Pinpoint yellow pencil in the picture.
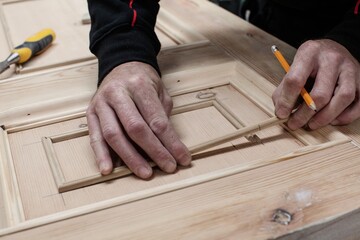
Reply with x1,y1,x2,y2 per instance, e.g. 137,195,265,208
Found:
271,45,317,111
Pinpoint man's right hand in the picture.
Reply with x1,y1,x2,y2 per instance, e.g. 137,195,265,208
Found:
86,61,192,179
272,39,360,130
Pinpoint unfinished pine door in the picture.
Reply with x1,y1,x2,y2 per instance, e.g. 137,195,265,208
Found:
1,0,360,239
0,39,355,238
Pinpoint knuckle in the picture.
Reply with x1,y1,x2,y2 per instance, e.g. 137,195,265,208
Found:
345,61,360,74
126,119,147,137
338,88,356,103
299,40,319,52
102,126,120,142
89,135,101,147
283,75,303,90
94,103,105,114
86,104,98,117
129,75,151,89
326,50,343,63
98,84,113,96
311,92,331,108
149,117,169,135
102,87,122,102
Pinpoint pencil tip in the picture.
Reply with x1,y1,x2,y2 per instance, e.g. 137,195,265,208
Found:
309,103,317,112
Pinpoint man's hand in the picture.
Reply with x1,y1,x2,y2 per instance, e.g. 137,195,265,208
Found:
272,39,360,130
86,61,191,179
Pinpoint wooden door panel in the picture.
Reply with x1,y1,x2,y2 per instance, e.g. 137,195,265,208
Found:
0,39,352,238
3,58,349,221
43,100,240,192
40,91,294,194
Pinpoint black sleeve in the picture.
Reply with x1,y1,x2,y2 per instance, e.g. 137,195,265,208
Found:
325,5,360,61
87,0,161,84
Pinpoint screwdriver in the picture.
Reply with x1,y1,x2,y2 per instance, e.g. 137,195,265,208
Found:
0,28,56,74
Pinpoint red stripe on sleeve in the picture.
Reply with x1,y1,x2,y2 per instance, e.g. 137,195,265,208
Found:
355,0,360,14
131,9,137,27
129,0,137,26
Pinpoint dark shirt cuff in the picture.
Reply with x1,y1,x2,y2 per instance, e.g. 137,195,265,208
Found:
325,12,360,61
91,27,161,85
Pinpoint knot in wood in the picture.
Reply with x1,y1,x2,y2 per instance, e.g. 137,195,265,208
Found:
272,209,292,225
196,90,216,99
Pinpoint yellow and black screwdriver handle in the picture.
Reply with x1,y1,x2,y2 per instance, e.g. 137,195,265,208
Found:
0,28,56,74
0,28,56,73
12,28,56,64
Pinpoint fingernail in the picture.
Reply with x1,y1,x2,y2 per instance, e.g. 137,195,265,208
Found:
138,166,152,178
164,160,177,173
276,107,290,119
331,119,340,125
100,161,112,175
309,117,325,130
286,118,298,131
179,153,192,166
